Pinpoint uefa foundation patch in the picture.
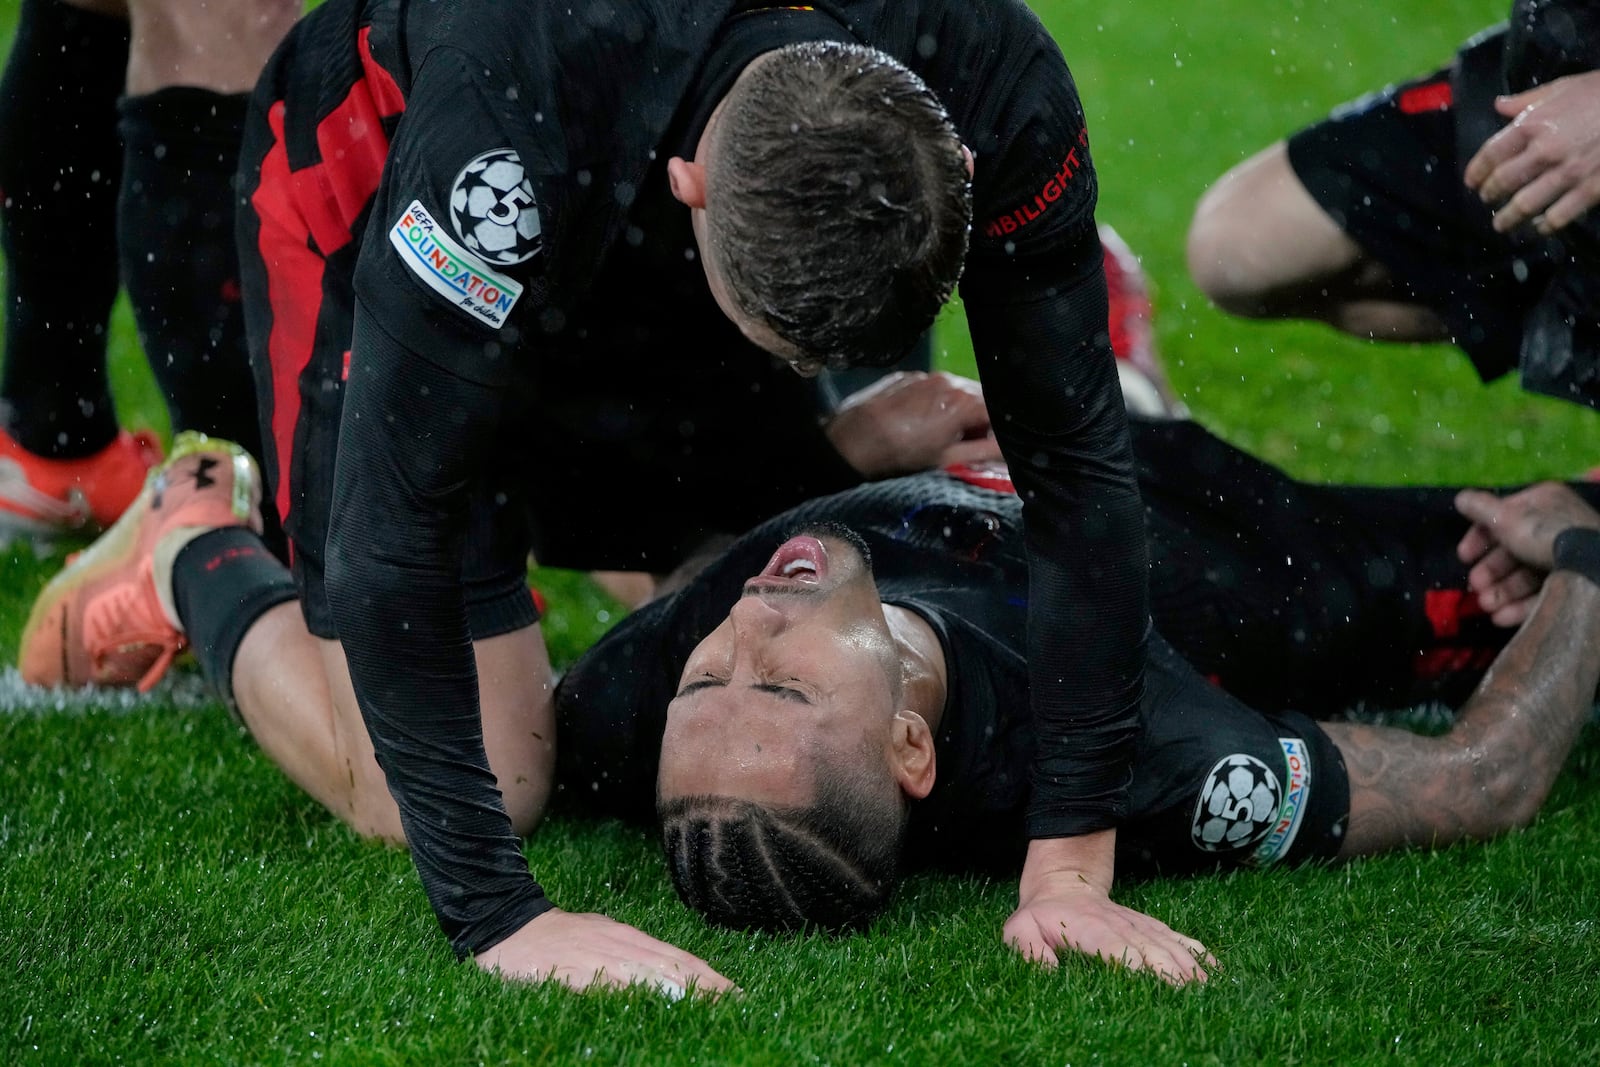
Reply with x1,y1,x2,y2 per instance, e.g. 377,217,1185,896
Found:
1191,753,1282,853
389,200,524,329
1253,737,1312,865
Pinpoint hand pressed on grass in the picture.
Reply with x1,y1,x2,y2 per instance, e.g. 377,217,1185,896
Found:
1004,832,1214,986
473,908,736,997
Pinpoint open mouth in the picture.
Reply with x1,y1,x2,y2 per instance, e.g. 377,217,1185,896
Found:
746,535,829,590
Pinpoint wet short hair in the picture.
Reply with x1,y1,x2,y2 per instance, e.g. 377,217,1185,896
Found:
704,41,972,369
658,763,908,932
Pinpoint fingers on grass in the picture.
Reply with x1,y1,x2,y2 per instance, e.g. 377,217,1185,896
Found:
1005,928,1060,969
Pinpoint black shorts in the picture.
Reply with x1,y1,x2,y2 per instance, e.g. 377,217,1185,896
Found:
1285,25,1568,381
1118,634,1350,876
1132,417,1523,716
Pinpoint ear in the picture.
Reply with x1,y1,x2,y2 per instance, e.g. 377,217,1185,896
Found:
960,143,975,179
888,710,937,800
667,156,708,209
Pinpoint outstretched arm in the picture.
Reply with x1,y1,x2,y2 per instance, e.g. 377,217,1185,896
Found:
1326,484,1600,856
328,306,731,995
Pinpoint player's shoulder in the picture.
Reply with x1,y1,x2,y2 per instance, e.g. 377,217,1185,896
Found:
839,0,1066,94
412,0,718,71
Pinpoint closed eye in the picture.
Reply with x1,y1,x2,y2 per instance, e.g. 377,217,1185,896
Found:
675,677,725,699
674,677,813,705
754,683,812,705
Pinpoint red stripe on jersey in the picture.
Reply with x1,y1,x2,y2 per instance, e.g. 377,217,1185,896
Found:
1412,645,1497,682
250,44,408,531
295,28,407,256
1422,587,1484,639
252,101,326,539
358,27,406,117
944,461,1016,495
1398,81,1452,115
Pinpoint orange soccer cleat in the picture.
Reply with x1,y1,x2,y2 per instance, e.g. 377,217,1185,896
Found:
1099,223,1187,418
0,426,163,535
18,433,261,692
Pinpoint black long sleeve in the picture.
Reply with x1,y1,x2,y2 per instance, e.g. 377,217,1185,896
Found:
962,224,1149,840
325,305,552,956
1505,0,1600,89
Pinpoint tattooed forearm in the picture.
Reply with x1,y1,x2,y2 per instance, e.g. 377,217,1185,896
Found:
1326,573,1600,857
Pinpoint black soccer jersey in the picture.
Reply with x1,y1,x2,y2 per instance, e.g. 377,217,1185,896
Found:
1505,0,1600,90
554,465,1353,878
262,0,1145,954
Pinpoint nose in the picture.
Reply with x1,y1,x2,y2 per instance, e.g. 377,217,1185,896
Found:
728,595,787,642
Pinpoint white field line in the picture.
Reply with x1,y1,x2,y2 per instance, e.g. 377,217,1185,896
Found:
0,666,218,716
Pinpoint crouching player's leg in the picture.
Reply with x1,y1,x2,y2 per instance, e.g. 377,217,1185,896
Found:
1325,483,1600,855
1186,27,1552,374
17,434,556,843
117,0,303,458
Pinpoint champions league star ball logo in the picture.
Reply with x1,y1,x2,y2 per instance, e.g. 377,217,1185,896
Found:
1191,753,1282,852
450,148,543,267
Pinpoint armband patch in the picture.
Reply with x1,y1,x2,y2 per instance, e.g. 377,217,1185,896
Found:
1191,753,1281,853
1252,737,1312,866
450,148,542,266
388,200,523,330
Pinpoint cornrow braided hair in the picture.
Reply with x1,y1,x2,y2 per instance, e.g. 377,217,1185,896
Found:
658,774,908,932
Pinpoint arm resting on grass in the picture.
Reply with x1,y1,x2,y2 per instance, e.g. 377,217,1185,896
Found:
965,231,1210,983
327,306,552,956
1328,485,1600,856
327,307,733,994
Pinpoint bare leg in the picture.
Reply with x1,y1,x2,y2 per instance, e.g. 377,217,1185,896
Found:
231,604,556,844
1327,572,1600,856
1186,141,1450,342
124,0,299,94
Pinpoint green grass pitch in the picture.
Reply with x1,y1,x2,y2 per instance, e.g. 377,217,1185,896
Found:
3,1,1599,1063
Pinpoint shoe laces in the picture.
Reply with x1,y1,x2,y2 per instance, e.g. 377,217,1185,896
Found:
82,574,186,692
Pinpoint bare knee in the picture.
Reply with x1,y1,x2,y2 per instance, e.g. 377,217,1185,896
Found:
1187,177,1269,314
501,743,556,838
1187,141,1368,317
476,626,558,838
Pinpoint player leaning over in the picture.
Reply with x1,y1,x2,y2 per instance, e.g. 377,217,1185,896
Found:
23,0,1185,989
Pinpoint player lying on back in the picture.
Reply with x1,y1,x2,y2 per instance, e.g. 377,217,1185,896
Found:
551,417,1600,959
